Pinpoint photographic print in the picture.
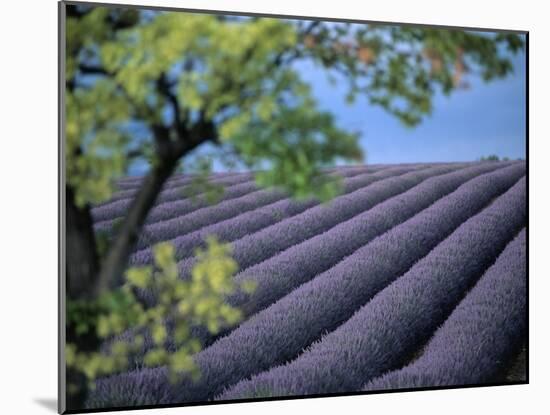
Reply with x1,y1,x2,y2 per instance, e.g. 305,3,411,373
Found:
60,1,528,413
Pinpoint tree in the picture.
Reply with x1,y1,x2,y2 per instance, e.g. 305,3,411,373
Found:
63,3,523,410
480,154,501,161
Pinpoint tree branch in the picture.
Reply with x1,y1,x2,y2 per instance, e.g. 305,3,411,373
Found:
95,122,211,292
273,20,321,67
66,5,93,19
157,73,185,136
78,64,109,76
78,17,321,296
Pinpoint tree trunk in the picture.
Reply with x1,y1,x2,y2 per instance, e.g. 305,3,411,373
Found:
65,185,101,411
64,125,209,410
95,120,212,292
66,186,99,300
95,158,180,292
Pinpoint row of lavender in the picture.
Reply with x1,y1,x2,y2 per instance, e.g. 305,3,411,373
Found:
131,164,436,264
122,162,504,357
92,166,388,232
93,163,458,232
102,163,474,358
112,165,372,191
94,164,391,221
363,228,526,391
220,176,526,400
86,162,526,409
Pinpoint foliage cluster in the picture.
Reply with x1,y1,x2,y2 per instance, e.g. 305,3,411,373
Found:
67,237,255,388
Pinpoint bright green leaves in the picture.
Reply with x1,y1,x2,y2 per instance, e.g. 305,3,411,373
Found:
219,113,252,142
66,7,523,207
66,79,131,207
188,237,243,333
66,7,109,77
151,324,167,345
174,16,298,120
302,23,523,127
66,342,131,384
100,13,215,103
209,50,364,201
257,95,278,122
66,288,146,383
214,61,363,201
66,237,254,386
228,90,363,201
178,72,204,111
100,42,128,74
67,9,311,207
93,11,296,121
181,156,225,205
132,237,251,380
125,267,152,289
153,242,178,279
185,176,224,206
192,236,238,292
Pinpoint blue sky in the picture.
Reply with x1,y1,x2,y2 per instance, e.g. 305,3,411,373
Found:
301,46,526,164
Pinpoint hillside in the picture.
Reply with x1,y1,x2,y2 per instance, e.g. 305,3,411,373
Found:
85,162,527,409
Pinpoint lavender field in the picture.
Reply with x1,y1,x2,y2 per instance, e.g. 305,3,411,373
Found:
86,161,527,409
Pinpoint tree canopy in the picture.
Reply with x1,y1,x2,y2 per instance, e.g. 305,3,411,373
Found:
66,5,523,207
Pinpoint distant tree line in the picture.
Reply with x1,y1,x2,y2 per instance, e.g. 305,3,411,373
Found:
479,155,524,162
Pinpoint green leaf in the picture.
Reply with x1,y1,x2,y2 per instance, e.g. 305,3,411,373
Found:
126,267,152,289
152,325,167,345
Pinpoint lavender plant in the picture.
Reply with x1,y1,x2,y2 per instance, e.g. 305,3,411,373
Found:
364,228,527,391
219,176,525,400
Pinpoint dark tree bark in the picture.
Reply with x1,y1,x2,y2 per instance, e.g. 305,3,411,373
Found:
64,13,223,409
63,20,302,405
96,155,180,292
65,158,182,411
65,186,101,411
95,116,215,292
63,7,217,411
66,186,100,300
65,114,215,409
